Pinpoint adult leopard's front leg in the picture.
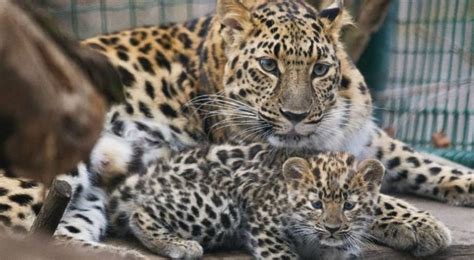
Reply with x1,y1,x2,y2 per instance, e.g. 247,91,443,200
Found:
49,165,145,259
371,194,451,256
53,119,172,257
370,128,474,206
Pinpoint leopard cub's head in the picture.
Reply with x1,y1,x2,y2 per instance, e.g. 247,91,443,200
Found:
281,152,384,249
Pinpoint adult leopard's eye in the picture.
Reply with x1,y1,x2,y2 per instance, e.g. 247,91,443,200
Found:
312,201,323,209
312,63,330,77
343,202,355,211
259,58,279,75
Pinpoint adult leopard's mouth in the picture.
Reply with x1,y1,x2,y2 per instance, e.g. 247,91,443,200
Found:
254,113,328,149
272,132,310,142
262,123,315,148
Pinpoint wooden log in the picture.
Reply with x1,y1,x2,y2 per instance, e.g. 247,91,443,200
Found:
30,180,72,236
306,0,392,62
362,244,474,260
342,0,392,61
199,245,474,260
105,240,474,260
0,234,133,260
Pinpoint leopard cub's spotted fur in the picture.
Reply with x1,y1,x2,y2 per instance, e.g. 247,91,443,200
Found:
108,143,384,259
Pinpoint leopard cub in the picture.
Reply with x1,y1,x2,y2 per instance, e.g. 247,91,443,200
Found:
108,145,384,259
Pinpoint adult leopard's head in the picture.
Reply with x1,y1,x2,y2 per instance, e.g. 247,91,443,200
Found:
210,0,372,150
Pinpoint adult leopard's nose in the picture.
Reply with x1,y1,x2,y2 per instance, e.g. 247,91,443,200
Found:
280,108,309,123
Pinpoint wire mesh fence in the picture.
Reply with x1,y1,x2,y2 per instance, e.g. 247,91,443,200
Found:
377,0,473,151
41,0,473,153
42,0,215,39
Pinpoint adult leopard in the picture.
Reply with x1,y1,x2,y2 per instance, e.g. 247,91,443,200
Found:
83,0,473,206
0,0,472,257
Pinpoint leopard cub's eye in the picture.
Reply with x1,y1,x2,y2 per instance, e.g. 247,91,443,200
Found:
312,201,323,209
312,63,330,77
343,202,355,211
259,58,279,75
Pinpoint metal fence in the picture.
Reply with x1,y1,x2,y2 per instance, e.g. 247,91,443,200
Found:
42,0,216,39
377,0,473,152
42,0,473,161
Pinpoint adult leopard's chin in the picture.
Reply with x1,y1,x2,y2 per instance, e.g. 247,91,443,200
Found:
266,122,343,151
267,134,315,149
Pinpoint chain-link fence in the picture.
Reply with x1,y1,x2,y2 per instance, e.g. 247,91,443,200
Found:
41,0,215,39
376,0,473,153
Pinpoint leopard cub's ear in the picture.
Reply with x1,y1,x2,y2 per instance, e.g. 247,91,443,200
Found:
356,159,385,187
217,0,254,45
282,157,311,180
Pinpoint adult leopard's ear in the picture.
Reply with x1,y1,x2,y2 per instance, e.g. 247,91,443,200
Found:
356,159,385,189
217,0,253,45
282,157,311,180
318,0,352,37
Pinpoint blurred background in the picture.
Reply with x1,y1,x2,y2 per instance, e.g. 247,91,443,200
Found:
38,0,473,166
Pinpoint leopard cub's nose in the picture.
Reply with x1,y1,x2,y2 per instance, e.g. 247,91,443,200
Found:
324,225,341,234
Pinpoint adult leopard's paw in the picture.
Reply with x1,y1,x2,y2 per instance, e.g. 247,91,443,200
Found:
438,175,474,207
371,212,452,256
